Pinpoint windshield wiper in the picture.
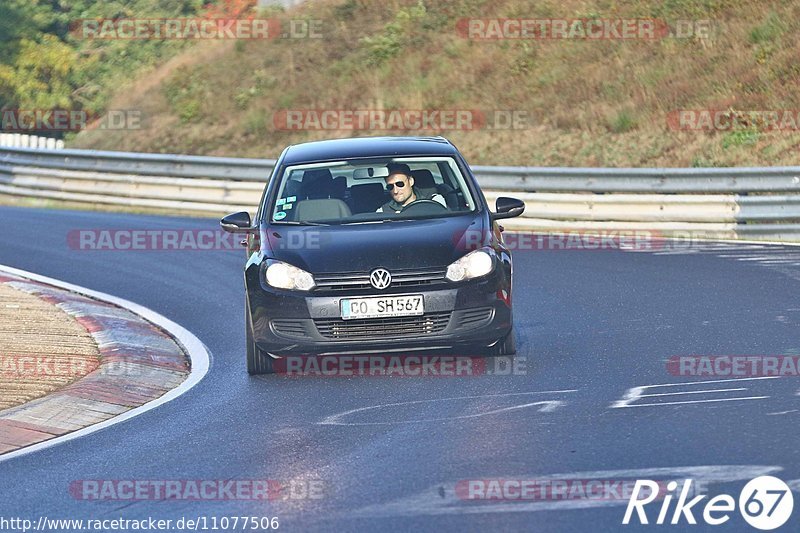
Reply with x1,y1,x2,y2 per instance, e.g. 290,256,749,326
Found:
272,220,332,226
340,218,411,225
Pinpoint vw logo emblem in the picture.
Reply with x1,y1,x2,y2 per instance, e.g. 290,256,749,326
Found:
369,268,392,290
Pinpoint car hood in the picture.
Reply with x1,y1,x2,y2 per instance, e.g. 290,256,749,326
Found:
261,213,488,273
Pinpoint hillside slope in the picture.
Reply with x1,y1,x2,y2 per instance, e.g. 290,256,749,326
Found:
71,0,800,167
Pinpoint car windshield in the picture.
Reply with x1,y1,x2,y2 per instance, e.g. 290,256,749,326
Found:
267,157,477,224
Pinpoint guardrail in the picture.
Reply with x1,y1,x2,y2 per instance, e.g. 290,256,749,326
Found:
1,145,799,241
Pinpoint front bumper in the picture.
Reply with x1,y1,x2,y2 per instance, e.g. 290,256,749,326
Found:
245,266,512,356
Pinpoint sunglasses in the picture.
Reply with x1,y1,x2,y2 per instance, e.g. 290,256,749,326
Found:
386,180,407,191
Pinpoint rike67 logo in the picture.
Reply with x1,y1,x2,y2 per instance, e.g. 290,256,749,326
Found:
624,476,794,530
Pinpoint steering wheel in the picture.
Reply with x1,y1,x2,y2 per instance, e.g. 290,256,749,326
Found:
401,199,448,214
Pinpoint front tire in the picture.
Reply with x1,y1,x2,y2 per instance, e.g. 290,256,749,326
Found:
492,327,517,356
246,303,274,375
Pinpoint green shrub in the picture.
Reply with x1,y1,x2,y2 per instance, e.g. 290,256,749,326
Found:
609,111,637,133
360,1,428,65
244,112,268,136
749,11,785,44
722,129,759,149
164,67,207,123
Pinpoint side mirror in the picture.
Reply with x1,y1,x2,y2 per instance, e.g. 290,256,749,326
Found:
491,197,525,220
220,211,253,233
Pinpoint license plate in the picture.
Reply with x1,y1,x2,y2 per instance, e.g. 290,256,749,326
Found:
340,295,424,320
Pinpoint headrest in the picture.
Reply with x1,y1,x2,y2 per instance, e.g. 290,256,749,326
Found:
301,168,334,199
411,169,436,190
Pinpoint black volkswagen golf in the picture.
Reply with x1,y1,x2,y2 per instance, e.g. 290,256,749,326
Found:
221,136,525,374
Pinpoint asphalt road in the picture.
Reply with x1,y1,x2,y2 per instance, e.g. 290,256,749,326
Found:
0,205,798,532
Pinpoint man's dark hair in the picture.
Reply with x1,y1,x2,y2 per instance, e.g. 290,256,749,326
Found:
386,163,412,177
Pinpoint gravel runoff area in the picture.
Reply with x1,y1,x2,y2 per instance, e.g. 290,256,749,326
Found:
0,270,190,455
0,282,101,410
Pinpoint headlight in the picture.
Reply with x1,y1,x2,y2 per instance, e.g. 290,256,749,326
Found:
445,249,493,282
265,261,315,290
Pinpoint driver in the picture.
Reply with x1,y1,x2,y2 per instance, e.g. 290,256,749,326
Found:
376,163,446,213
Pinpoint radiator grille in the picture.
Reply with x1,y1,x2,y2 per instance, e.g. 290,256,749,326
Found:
314,312,451,340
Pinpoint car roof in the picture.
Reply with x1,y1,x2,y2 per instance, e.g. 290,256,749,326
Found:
281,136,459,165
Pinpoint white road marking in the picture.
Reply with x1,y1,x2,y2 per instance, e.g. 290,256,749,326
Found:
0,264,211,464
639,388,748,398
610,377,780,408
318,390,576,426
616,396,769,408
733,256,784,261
